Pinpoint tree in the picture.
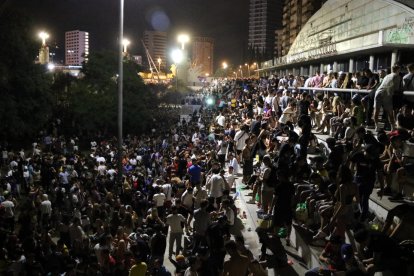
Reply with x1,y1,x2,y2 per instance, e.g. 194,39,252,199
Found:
0,7,54,142
68,51,156,137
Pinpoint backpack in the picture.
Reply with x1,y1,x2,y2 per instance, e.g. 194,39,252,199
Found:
264,165,278,188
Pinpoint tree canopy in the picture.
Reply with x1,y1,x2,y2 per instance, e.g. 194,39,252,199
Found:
0,7,54,142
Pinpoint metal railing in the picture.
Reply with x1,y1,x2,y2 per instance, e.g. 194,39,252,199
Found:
289,87,414,98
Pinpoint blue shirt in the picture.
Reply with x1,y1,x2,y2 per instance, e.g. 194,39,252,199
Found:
188,164,201,183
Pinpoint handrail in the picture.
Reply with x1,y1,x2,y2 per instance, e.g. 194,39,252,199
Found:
288,87,414,97
290,87,372,94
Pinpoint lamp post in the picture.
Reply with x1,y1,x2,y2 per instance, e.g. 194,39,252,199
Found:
177,34,190,50
253,62,259,77
239,65,243,78
122,38,130,53
233,71,237,78
38,31,50,64
222,62,228,78
171,48,183,91
157,57,162,72
245,63,250,78
117,0,125,192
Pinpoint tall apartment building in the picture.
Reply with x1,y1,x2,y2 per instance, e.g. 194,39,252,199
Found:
65,30,89,66
191,37,214,76
248,0,282,61
281,0,325,56
143,31,167,70
274,29,283,58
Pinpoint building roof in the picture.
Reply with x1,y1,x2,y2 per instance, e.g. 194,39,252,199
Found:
279,0,414,66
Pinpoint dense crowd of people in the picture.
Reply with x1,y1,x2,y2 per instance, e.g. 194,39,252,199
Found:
0,64,414,276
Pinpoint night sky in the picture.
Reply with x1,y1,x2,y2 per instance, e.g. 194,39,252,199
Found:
10,0,249,68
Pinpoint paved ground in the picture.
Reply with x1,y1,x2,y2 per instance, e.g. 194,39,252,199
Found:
163,173,308,275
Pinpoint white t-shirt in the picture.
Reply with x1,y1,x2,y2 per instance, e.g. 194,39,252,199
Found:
162,184,173,201
181,191,194,209
166,214,186,233
216,115,226,127
234,130,248,151
97,165,107,175
206,174,225,198
41,200,52,215
1,200,14,218
153,193,166,207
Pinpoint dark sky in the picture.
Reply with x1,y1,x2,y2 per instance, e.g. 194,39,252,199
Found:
10,0,249,68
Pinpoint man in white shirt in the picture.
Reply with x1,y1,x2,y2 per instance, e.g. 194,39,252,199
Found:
40,194,52,229
1,193,15,231
206,169,225,208
234,125,249,161
153,187,166,218
166,206,186,257
374,64,401,131
97,162,107,176
216,112,226,127
225,166,237,191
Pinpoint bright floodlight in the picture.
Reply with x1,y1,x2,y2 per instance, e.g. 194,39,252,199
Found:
206,97,214,106
171,49,184,64
122,38,130,53
177,34,190,50
205,73,209,77
39,31,49,45
47,63,55,71
222,62,228,69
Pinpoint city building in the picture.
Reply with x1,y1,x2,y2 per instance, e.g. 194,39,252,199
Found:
191,36,214,76
65,30,89,66
248,0,282,61
281,0,325,56
260,0,414,76
274,29,283,58
143,31,167,70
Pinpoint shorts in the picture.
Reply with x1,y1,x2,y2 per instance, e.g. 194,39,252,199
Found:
374,92,393,113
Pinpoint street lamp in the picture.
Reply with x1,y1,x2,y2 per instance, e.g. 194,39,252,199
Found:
38,31,50,64
157,57,162,72
38,31,49,46
239,65,243,78
177,34,190,50
171,48,184,91
222,62,228,69
233,71,238,78
117,0,125,191
245,63,251,78
122,38,130,53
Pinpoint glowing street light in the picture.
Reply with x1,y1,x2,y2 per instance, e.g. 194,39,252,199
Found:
177,34,190,50
233,71,238,78
245,63,251,78
171,48,184,91
38,31,49,46
122,38,130,53
47,63,55,71
205,73,210,77
222,62,228,69
157,57,162,72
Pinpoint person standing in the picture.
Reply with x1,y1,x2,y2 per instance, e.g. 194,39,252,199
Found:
188,158,201,187
1,192,16,231
206,168,225,208
373,65,401,131
192,200,211,254
166,206,186,258
350,144,384,222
